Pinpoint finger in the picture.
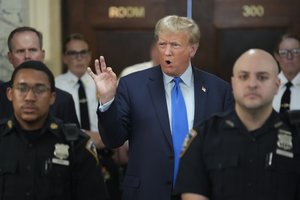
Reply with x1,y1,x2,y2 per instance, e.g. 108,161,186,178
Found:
87,67,95,79
99,56,107,72
94,59,101,74
107,67,117,79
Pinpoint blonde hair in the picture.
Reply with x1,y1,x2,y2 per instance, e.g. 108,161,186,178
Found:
154,15,200,45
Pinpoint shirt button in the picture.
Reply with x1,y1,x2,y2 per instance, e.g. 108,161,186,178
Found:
26,165,32,171
25,191,32,197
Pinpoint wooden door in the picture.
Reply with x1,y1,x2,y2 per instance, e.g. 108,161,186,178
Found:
62,0,300,81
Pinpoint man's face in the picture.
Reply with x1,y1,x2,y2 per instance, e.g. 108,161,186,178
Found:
231,51,280,112
63,39,91,78
157,31,198,77
7,31,45,68
7,69,55,130
275,38,300,80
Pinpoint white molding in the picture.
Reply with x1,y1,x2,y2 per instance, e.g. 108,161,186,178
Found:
28,0,62,75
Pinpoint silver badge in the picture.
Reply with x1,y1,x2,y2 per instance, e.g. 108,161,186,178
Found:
52,143,70,166
276,129,293,158
277,130,293,150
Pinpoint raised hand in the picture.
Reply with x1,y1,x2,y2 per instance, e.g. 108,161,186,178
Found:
87,56,117,104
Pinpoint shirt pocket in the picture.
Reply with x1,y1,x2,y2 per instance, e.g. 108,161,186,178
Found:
0,161,18,199
265,153,300,199
206,155,240,198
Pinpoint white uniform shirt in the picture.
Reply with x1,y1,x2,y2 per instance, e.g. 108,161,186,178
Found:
56,71,98,131
273,71,300,112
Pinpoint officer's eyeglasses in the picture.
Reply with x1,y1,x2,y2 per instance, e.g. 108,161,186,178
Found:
12,83,51,97
65,49,90,59
278,48,300,58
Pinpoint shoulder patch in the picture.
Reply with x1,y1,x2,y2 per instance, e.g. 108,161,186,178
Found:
85,139,99,165
180,129,198,157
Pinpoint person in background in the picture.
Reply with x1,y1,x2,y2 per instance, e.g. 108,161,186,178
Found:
0,60,107,200
88,15,234,200
272,32,300,114
56,33,103,148
175,49,300,200
119,40,160,78
56,33,121,200
0,26,79,126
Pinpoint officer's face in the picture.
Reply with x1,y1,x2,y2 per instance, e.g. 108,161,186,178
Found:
231,49,280,112
7,69,56,130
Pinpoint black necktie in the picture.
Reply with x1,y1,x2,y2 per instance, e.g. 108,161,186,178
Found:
280,82,293,114
78,79,90,130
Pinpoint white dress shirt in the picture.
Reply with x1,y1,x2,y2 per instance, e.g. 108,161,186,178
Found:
119,61,154,78
163,65,195,132
273,71,300,112
56,71,99,131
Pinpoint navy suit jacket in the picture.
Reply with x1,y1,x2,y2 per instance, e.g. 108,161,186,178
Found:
98,66,234,200
0,81,79,126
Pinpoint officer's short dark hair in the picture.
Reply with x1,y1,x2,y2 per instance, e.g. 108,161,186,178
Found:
7,26,43,51
11,61,55,92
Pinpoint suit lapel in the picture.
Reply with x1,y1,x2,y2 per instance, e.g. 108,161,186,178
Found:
193,68,207,126
147,69,173,148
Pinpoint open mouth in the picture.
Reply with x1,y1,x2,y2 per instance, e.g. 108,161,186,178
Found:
165,60,171,64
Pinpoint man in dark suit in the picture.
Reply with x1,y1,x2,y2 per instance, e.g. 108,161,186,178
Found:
0,26,79,125
88,15,234,200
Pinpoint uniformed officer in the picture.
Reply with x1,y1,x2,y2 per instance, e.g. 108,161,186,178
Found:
175,49,300,200
0,60,107,200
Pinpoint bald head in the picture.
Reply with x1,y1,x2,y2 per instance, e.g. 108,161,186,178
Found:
233,49,279,76
231,49,280,116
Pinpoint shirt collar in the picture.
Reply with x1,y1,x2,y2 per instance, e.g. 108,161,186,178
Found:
278,71,300,87
163,65,193,86
66,71,89,85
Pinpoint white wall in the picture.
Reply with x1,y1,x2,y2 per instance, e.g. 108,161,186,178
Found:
0,0,61,81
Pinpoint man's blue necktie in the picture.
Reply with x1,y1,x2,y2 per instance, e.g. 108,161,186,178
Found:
171,77,189,185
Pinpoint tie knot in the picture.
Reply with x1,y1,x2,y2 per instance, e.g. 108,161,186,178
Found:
78,79,83,86
286,82,292,89
173,77,181,86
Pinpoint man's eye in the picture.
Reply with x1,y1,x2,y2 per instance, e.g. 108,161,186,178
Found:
16,84,29,93
16,49,25,54
257,76,267,81
34,85,48,94
171,43,180,48
29,49,38,53
238,75,247,80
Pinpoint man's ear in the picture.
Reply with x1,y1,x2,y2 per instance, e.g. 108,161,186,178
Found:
7,52,14,66
189,44,199,58
6,87,13,102
50,91,56,106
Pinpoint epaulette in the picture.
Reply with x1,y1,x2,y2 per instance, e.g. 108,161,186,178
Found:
0,119,14,136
